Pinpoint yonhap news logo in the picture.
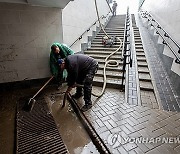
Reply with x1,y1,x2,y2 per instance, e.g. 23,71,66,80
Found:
107,132,180,148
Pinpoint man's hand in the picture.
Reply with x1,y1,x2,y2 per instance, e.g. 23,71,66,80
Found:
65,86,73,94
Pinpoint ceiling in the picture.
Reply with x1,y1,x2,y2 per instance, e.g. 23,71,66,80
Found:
0,0,73,8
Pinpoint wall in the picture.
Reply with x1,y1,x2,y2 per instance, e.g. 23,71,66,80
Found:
62,0,112,51
140,0,180,95
141,0,180,44
0,2,63,83
0,0,112,83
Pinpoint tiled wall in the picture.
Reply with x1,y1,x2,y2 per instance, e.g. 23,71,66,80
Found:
0,3,63,83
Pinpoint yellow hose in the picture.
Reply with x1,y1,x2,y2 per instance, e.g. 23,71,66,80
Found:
92,0,123,97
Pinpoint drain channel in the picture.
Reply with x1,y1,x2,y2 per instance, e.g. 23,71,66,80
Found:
67,94,111,154
16,97,68,154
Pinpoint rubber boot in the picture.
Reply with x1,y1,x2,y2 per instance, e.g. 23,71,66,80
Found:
72,87,83,99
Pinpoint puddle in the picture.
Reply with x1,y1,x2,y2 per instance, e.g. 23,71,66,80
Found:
0,87,43,154
0,84,100,154
46,86,99,154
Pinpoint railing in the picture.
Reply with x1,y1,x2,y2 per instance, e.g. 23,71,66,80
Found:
140,11,180,64
121,7,132,88
70,11,112,48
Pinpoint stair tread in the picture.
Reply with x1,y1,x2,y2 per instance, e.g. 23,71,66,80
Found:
98,64,123,70
93,76,122,84
88,47,122,51
138,67,149,72
139,73,151,80
139,81,153,89
88,54,121,58
85,50,121,55
97,69,122,76
137,61,148,65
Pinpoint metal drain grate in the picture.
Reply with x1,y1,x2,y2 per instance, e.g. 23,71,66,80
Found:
16,97,68,154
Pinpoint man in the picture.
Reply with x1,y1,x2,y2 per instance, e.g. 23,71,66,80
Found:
112,1,118,16
59,54,98,112
50,43,74,89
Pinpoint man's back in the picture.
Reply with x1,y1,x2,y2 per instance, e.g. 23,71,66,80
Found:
65,54,97,86
66,54,97,73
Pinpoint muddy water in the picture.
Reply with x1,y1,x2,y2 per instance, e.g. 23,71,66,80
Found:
0,84,99,154
46,85,99,154
0,87,41,154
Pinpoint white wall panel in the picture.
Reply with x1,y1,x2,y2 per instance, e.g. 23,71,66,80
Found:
142,0,180,43
141,0,180,76
62,0,111,51
0,3,62,83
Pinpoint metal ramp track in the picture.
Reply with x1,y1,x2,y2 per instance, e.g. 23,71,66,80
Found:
16,97,68,154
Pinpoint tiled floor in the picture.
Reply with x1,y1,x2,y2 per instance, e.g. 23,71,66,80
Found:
74,87,180,154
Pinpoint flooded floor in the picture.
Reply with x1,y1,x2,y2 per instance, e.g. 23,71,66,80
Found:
0,83,99,154
0,86,40,154
45,84,99,154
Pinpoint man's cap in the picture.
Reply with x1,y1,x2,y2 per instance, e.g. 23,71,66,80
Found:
58,59,64,65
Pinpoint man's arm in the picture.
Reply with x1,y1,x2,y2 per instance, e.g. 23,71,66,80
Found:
49,52,59,78
61,44,74,56
66,62,78,86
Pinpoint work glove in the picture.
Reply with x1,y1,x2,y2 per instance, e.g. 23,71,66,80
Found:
65,86,73,94
58,59,64,65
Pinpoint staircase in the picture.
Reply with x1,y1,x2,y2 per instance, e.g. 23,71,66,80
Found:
132,15,159,109
84,15,126,88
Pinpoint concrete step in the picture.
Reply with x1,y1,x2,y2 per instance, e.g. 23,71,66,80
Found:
137,61,148,66
90,44,122,48
89,54,121,60
95,35,124,38
139,73,151,81
92,60,123,65
104,27,125,30
139,81,154,91
87,47,122,51
134,29,140,31
137,57,147,61
93,76,123,88
138,66,149,73
134,32,141,34
136,52,145,56
136,49,144,52
135,46,144,49
98,31,124,34
91,41,122,45
84,50,121,55
98,64,123,71
96,70,123,79
134,36,141,39
134,40,142,43
106,24,125,28
92,36,124,44
135,43,143,46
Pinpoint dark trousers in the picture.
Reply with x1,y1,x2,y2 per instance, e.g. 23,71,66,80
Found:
56,70,63,86
76,63,98,105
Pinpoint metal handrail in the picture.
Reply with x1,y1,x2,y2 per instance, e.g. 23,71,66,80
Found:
105,0,113,13
121,7,132,88
70,11,111,48
141,11,180,64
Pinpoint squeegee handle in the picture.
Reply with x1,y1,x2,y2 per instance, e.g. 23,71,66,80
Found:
32,76,54,99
